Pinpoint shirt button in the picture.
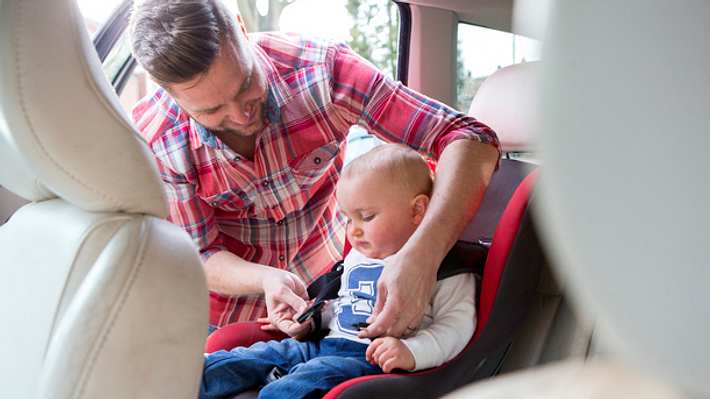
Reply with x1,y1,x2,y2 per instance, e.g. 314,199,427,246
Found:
279,255,285,261
277,220,284,226
262,180,270,187
314,156,322,165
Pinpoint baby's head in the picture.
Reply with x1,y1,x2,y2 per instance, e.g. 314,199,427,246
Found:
337,143,433,259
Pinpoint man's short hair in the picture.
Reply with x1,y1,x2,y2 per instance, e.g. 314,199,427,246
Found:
129,0,238,84
343,143,434,197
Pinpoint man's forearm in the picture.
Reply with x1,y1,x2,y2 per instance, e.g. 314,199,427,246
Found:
402,139,498,269
203,250,281,296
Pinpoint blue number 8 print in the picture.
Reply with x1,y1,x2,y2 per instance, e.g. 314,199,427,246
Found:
335,263,384,335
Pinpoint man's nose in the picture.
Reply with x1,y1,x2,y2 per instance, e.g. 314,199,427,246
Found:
226,100,252,125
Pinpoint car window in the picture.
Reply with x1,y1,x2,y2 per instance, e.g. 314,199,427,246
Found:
76,0,398,161
456,23,541,113
76,0,124,38
457,23,541,163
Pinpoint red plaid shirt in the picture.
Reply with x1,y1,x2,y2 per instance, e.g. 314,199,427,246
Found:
132,32,500,327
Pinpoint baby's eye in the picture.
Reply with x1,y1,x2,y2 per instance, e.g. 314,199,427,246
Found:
362,214,375,222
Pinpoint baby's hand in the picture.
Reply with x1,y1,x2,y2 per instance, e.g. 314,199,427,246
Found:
365,337,415,373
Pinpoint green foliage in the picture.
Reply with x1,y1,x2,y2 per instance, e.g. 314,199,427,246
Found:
345,0,399,77
234,0,402,79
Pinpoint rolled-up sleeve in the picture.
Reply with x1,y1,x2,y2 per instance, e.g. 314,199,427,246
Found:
328,43,501,161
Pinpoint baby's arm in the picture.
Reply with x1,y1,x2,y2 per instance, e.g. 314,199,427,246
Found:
400,274,476,371
365,274,475,372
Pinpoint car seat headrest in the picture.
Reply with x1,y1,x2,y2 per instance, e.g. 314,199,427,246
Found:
0,0,166,217
468,62,540,153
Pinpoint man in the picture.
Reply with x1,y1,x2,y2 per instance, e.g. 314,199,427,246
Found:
129,0,499,338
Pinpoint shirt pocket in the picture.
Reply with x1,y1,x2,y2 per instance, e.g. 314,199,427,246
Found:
202,188,254,214
288,140,341,188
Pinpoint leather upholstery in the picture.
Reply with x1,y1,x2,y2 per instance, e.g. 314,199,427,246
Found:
0,0,165,215
468,61,540,153
0,0,209,397
444,359,686,399
0,185,29,224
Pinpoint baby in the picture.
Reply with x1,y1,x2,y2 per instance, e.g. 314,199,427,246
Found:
200,143,476,399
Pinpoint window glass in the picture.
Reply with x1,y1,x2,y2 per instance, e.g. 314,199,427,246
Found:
456,23,541,112
75,0,124,38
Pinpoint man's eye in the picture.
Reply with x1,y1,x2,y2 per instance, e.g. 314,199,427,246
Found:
239,73,253,95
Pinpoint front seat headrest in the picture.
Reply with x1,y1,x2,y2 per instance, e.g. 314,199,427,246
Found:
0,0,166,217
468,61,540,153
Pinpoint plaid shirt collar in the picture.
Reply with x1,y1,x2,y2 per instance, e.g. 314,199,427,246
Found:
187,43,288,151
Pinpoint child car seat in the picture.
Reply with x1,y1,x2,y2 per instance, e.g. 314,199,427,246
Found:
205,168,541,398
204,62,543,398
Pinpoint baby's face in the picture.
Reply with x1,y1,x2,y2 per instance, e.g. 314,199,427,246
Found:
336,173,418,259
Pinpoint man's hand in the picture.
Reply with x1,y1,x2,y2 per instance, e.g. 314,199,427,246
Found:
261,304,314,339
262,270,310,337
359,249,437,339
258,301,317,340
366,337,415,373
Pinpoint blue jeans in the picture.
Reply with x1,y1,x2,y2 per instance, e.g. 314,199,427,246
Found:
208,325,218,335
200,337,381,399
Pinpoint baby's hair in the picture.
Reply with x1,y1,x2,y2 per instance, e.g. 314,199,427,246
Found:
342,143,433,197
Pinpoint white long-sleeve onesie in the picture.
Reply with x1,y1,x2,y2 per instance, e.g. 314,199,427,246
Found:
322,249,476,371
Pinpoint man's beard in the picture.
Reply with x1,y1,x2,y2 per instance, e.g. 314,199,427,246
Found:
210,101,266,137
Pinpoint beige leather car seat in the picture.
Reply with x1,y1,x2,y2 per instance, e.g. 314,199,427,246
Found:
0,185,28,224
0,0,209,398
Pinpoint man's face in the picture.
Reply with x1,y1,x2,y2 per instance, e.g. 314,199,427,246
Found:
337,173,420,260
168,36,268,137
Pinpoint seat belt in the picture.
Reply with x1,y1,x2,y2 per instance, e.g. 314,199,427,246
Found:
296,261,345,324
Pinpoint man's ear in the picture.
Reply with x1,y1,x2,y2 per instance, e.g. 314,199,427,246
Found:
411,194,429,225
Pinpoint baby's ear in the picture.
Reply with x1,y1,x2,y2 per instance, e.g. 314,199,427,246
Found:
411,194,429,225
